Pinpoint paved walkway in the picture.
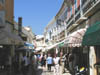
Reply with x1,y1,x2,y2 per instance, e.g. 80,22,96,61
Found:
0,65,71,75
38,66,71,75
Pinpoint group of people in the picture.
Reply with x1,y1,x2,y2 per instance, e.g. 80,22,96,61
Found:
12,53,38,75
21,54,30,75
12,52,75,75
61,52,75,74
39,53,61,75
18,52,75,75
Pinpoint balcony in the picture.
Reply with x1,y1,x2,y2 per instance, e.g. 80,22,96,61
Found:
66,15,74,29
67,20,74,29
75,10,87,24
82,0,100,17
75,10,81,22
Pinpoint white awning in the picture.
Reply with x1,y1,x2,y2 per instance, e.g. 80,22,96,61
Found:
46,40,65,50
35,47,43,51
65,28,86,47
46,43,59,50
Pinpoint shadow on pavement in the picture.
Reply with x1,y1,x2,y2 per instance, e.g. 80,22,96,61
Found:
36,69,43,75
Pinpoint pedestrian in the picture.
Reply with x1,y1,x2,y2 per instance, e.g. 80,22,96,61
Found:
53,54,60,75
68,52,74,75
33,54,38,70
26,55,30,71
41,54,46,69
46,54,53,72
21,54,29,75
30,53,38,75
61,54,67,74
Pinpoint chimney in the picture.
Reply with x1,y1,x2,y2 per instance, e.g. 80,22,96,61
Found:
18,17,22,36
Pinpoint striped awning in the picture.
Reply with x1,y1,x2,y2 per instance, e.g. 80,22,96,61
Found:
65,28,86,47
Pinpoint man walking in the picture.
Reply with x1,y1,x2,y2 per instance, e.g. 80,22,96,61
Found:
46,54,53,72
53,54,60,75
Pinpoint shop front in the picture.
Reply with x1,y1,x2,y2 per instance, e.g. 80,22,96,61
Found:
82,21,100,75
0,28,24,73
65,28,89,74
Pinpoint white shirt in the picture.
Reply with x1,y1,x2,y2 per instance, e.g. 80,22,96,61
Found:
53,57,60,65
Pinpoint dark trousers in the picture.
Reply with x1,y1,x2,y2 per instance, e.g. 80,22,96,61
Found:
47,64,52,71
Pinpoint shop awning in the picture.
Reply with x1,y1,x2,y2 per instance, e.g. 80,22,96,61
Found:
12,34,24,45
24,42,34,49
46,43,59,50
46,40,65,50
0,29,24,45
35,47,43,51
65,28,86,47
58,40,65,47
17,46,35,52
24,42,34,47
82,21,100,46
58,42,64,47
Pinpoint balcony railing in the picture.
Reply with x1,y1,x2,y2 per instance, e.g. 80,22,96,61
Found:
67,20,74,29
75,11,81,22
82,0,99,14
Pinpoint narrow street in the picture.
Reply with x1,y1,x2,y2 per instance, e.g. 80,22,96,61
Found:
0,0,100,75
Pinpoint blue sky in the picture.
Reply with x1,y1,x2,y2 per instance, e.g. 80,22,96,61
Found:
14,0,63,35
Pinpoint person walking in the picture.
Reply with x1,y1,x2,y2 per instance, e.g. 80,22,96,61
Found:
21,54,29,75
68,53,74,75
46,54,53,72
30,53,38,75
41,54,46,69
53,54,60,75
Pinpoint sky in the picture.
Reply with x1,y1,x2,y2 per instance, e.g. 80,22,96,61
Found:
14,0,64,35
